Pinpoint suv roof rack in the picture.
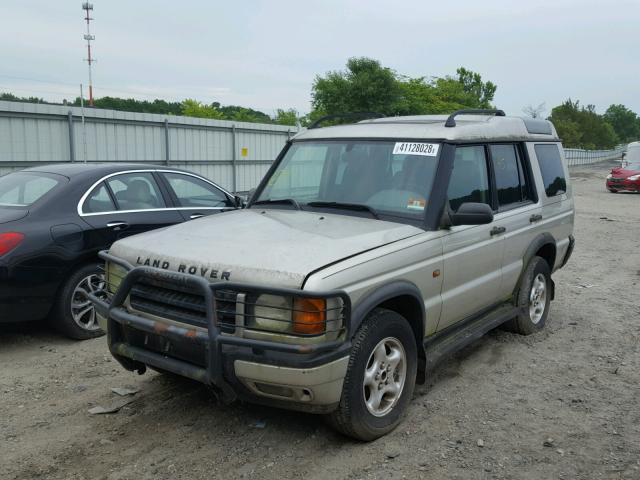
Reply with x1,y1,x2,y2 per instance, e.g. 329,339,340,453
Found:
308,112,385,129
444,109,506,128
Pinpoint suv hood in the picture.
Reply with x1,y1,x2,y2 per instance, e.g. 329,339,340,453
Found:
110,209,422,288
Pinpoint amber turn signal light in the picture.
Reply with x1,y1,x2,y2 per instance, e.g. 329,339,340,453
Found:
293,298,326,335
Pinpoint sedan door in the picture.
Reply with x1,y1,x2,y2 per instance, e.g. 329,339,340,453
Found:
158,171,236,221
437,145,504,332
79,171,183,246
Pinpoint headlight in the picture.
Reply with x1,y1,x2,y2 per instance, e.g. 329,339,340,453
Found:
628,174,640,181
606,174,613,179
248,294,328,335
106,261,127,294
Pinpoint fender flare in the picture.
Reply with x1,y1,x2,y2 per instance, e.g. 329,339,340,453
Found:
350,280,426,340
514,233,557,299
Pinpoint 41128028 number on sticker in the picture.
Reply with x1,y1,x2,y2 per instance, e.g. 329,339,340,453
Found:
393,142,439,157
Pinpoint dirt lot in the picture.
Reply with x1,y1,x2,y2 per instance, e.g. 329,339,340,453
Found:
2,163,639,480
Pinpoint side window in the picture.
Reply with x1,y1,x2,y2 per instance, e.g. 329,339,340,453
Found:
535,144,567,197
490,144,531,208
106,172,165,211
83,183,116,213
163,173,229,208
448,146,490,212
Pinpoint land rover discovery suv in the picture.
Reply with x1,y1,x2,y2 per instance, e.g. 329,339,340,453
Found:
92,110,575,441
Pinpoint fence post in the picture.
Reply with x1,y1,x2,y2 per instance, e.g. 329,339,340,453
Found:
231,124,238,193
164,119,170,165
67,111,76,162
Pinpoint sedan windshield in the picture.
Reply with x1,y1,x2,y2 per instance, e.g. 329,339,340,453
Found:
254,140,441,221
0,172,64,207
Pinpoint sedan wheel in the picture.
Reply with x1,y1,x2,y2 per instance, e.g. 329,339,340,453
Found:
53,262,107,340
70,273,106,332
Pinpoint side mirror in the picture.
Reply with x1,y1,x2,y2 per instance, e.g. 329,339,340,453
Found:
234,195,246,208
449,202,494,226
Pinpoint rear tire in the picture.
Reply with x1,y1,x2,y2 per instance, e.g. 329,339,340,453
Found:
327,308,417,441
53,263,106,340
608,189,618,193
505,256,551,335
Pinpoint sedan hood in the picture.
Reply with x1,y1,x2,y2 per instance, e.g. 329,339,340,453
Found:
611,167,640,178
0,208,28,225
110,209,422,288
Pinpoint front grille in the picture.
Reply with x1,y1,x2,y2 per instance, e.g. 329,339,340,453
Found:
129,281,237,333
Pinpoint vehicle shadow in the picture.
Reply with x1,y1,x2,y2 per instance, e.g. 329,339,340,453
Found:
0,319,77,348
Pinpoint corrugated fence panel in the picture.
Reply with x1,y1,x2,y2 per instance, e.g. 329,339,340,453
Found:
0,100,296,191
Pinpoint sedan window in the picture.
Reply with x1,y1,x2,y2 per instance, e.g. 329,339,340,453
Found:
163,173,229,207
83,183,116,213
107,173,165,211
0,172,63,207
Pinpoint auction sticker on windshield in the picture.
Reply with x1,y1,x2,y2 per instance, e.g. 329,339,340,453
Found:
393,142,439,157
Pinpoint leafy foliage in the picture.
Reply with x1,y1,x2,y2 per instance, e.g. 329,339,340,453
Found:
548,99,619,149
310,57,497,120
603,104,640,143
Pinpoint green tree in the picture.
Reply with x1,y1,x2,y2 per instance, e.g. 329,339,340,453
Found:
603,104,639,143
311,57,497,120
274,108,299,126
311,57,403,120
549,99,619,149
180,99,225,119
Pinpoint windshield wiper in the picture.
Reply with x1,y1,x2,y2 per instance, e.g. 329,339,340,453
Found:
252,198,301,210
306,201,379,219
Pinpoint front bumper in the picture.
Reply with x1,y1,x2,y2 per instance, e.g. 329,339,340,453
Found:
91,251,352,412
607,179,640,191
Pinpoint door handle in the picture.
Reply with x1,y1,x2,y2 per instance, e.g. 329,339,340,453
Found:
190,213,205,219
106,221,129,231
529,214,543,223
490,226,506,236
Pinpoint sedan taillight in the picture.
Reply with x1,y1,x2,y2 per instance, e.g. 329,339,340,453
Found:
0,232,25,256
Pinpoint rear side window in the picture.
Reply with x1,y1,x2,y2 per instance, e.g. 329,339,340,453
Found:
448,146,490,211
535,144,567,197
83,183,116,213
107,172,166,211
0,172,63,207
490,144,531,207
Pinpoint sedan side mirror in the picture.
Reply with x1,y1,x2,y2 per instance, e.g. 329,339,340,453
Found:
234,195,246,208
449,202,494,226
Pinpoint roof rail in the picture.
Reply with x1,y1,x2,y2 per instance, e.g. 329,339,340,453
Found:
444,109,506,128
308,112,385,129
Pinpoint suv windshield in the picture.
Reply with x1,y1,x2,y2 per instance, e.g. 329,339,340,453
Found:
0,171,64,207
254,140,441,221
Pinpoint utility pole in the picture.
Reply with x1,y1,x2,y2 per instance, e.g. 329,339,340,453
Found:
82,3,96,106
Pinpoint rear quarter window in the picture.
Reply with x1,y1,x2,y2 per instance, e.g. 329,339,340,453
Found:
534,144,567,197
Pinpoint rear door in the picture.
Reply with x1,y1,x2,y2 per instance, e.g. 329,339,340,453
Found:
437,145,504,331
487,143,541,299
158,171,235,221
80,171,183,245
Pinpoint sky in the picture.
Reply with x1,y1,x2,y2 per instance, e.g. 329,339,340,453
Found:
0,0,638,117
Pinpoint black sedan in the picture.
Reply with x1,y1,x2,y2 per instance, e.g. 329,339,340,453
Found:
0,163,241,339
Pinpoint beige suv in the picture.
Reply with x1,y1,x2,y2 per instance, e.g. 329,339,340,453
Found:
93,109,575,440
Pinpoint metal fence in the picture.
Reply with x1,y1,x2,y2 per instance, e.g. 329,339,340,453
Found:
564,145,626,166
0,100,298,192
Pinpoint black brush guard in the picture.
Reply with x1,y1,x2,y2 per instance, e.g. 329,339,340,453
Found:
91,251,352,403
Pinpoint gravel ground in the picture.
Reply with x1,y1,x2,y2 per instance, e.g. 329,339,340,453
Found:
1,162,639,480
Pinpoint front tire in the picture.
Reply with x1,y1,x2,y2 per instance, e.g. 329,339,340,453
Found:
506,256,552,335
328,308,417,441
53,263,106,340
608,188,618,193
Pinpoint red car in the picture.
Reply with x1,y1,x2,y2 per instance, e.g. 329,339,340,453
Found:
606,162,640,193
